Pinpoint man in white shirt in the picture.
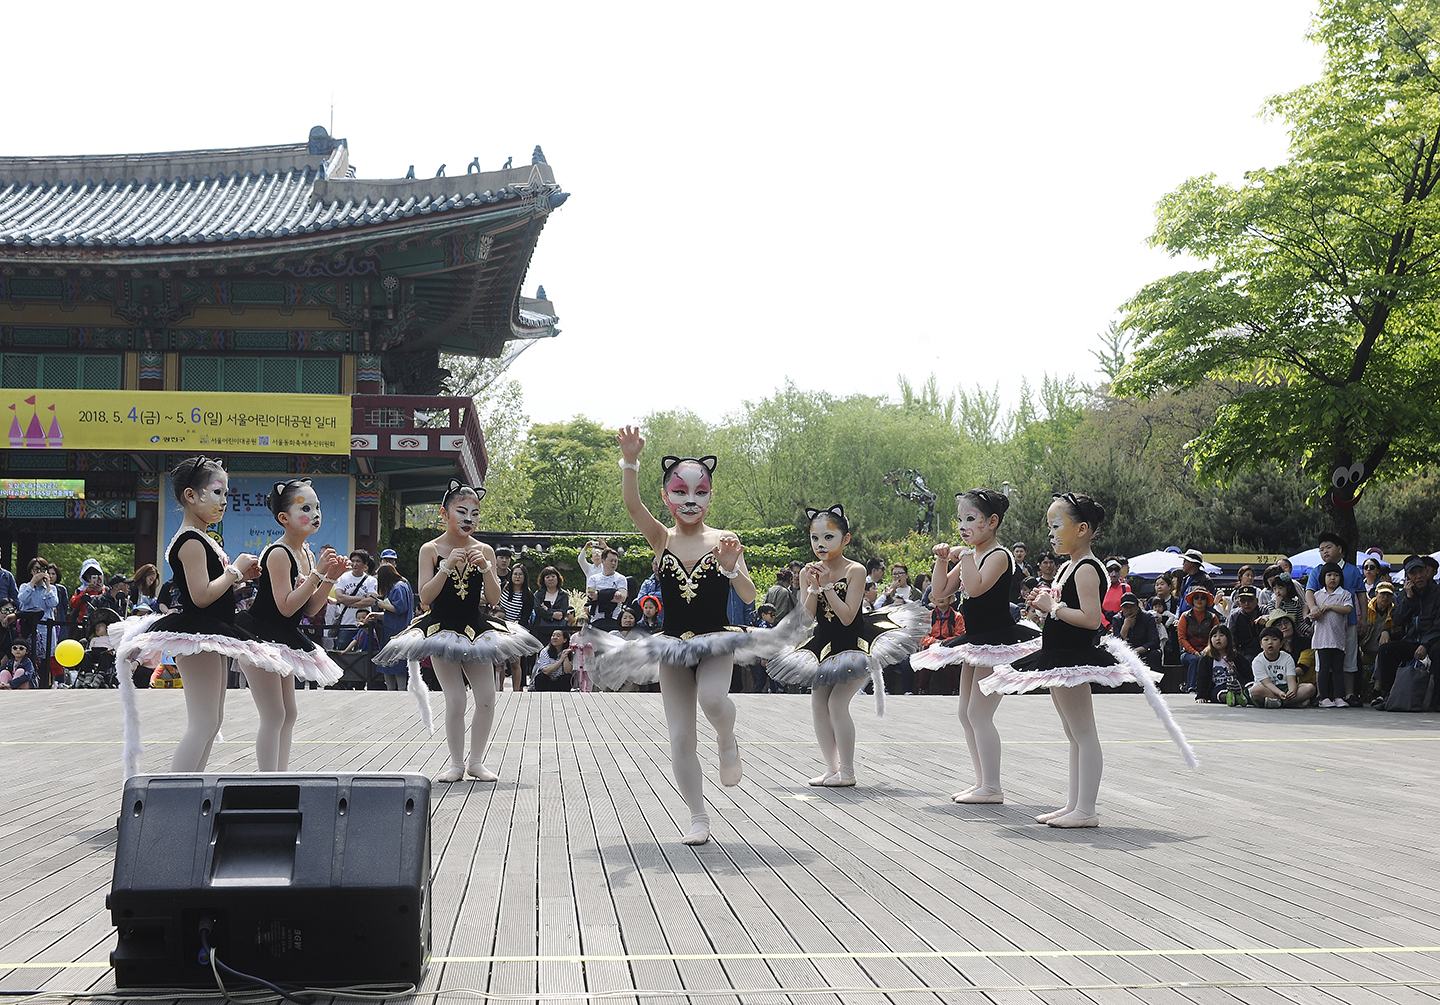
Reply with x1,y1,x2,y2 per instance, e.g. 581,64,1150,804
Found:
329,549,377,650
583,546,628,630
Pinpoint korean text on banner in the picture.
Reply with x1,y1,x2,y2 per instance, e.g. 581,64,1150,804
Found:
2,390,352,456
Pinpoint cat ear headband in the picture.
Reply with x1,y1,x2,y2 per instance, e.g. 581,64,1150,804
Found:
661,455,718,481
804,504,849,533
266,478,314,516
442,479,487,507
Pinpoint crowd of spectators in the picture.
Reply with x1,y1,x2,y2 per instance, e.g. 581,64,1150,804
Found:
4,529,1437,709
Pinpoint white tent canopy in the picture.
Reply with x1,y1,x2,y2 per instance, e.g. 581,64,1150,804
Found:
1126,549,1221,577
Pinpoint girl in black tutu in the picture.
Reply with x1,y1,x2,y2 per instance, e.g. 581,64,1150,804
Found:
592,428,808,845
235,479,347,770
374,480,540,782
913,489,1041,804
981,492,1197,827
115,457,277,775
766,505,926,786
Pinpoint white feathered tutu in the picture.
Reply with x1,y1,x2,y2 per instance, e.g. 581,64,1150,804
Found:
982,636,1198,768
766,601,929,693
374,614,542,667
911,622,1043,670
582,606,815,689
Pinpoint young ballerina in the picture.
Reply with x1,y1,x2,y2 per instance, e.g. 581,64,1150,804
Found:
981,492,1197,827
911,489,1042,804
234,479,347,770
588,429,808,845
766,505,926,786
114,457,291,776
373,480,540,782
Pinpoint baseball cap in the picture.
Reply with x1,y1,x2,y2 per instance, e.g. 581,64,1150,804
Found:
380,549,398,560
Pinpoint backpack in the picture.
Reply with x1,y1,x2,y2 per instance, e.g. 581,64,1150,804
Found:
1384,661,1436,712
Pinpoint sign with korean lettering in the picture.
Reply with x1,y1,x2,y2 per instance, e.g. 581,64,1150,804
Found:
0,478,85,499
2,390,351,455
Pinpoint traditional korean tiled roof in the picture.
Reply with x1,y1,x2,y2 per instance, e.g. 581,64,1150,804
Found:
0,131,566,250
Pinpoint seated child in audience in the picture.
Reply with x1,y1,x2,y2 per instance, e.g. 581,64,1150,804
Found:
0,640,39,689
1248,625,1316,708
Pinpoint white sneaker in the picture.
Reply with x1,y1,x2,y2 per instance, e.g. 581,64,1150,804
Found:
1318,698,1335,708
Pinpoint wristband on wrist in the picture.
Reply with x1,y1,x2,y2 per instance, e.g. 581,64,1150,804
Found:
224,564,242,582
619,460,640,471
1047,601,1067,621
717,564,741,579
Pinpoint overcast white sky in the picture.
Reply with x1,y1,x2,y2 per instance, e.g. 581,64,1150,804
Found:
9,1,1323,430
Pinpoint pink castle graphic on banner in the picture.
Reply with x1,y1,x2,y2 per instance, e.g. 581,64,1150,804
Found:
6,396,64,449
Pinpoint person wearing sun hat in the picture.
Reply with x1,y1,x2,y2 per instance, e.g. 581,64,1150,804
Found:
1176,548,1214,616
1177,585,1218,693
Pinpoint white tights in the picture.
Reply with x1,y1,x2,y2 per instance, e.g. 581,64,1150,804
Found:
658,654,737,833
957,665,1004,793
171,652,227,771
1050,684,1102,817
243,667,299,771
431,657,497,772
810,677,867,776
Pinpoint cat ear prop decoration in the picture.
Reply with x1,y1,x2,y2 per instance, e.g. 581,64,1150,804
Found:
1331,461,1367,509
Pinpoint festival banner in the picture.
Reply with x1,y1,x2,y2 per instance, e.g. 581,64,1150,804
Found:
0,478,85,499
2,389,351,455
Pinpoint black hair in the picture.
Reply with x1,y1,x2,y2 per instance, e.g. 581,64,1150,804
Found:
1259,625,1284,641
348,549,374,572
866,558,884,576
440,478,486,509
957,488,1010,525
1207,624,1234,654
1319,561,1343,581
169,455,225,503
1052,491,1106,529
494,545,514,558
1318,531,1349,555
267,479,313,518
804,504,850,536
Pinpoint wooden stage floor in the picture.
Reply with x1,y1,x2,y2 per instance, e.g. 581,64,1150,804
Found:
2,689,1439,1004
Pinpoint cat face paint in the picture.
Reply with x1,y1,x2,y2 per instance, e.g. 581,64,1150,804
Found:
445,496,481,535
809,514,849,561
664,462,712,525
281,485,322,536
1045,498,1085,555
189,473,230,526
956,501,996,546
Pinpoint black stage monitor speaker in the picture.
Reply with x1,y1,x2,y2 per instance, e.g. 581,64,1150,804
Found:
108,773,431,988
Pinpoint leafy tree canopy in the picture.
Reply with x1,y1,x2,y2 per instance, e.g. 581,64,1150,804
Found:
1117,0,1440,544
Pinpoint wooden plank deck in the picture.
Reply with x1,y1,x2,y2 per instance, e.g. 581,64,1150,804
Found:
3,689,1439,1004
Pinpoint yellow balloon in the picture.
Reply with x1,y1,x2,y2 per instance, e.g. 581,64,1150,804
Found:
55,639,86,668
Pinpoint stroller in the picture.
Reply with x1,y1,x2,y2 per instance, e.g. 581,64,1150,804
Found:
74,644,119,688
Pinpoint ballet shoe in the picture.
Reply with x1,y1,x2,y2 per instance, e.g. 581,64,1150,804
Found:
822,770,856,787
809,772,838,786
953,788,1004,804
435,763,465,783
718,741,743,786
1035,808,1072,824
1046,811,1100,828
466,763,498,782
682,817,711,846
951,785,978,801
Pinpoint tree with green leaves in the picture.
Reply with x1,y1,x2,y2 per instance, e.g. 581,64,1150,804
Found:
1118,0,1440,546
520,416,626,531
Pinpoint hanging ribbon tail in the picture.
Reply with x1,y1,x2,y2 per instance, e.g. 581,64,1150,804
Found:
871,660,886,717
118,664,143,779
408,660,435,735
1101,636,1198,769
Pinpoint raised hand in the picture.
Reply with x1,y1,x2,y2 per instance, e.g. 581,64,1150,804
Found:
234,554,263,581
616,425,645,464
932,543,953,562
714,533,745,572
